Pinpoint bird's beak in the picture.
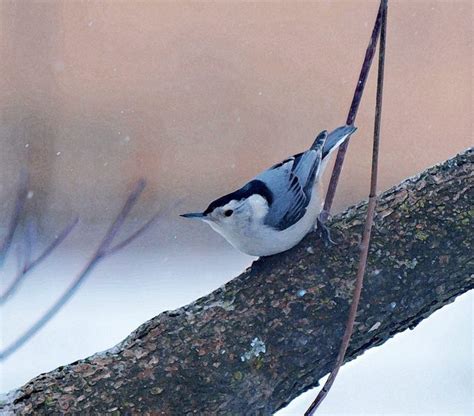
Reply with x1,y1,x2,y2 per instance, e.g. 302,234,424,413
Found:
180,212,206,219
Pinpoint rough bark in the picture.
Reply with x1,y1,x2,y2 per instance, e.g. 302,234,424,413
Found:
2,149,473,415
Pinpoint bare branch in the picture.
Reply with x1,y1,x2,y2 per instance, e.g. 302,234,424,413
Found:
0,180,156,360
106,211,160,257
0,172,28,267
29,218,79,272
0,217,79,304
22,220,33,270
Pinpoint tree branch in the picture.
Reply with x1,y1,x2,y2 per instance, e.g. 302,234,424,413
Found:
2,149,472,415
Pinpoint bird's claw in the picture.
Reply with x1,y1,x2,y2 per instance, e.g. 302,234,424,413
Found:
316,217,336,247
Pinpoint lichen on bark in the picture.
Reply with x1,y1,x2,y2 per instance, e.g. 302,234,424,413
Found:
2,149,472,415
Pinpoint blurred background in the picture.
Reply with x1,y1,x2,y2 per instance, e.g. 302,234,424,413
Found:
0,0,472,414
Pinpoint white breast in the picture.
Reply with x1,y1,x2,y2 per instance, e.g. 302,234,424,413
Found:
215,186,323,257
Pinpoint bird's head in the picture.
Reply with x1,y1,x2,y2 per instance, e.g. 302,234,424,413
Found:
181,180,272,237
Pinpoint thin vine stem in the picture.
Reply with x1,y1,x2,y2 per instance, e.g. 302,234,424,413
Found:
321,1,383,222
305,0,388,413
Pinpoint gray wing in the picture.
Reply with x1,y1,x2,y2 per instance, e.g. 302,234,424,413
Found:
255,147,322,231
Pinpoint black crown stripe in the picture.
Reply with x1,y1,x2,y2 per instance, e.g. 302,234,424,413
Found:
203,180,273,215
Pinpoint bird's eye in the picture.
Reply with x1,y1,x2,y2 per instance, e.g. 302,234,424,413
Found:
224,209,233,217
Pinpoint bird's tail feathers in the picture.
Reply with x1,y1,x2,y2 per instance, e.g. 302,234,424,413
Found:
320,125,357,159
310,130,328,151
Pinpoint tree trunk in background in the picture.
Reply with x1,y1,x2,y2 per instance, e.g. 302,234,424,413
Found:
2,149,472,416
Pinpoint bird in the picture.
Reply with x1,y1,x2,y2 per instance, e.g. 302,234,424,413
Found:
181,125,357,256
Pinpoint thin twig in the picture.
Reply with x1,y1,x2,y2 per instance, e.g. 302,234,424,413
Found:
106,212,160,256
22,220,34,271
0,217,79,304
0,172,28,267
305,1,388,413
0,180,158,360
320,2,383,222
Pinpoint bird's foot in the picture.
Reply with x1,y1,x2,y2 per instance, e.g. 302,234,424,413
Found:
316,216,336,247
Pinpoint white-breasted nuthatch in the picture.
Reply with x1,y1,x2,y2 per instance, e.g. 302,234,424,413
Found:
182,125,357,256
